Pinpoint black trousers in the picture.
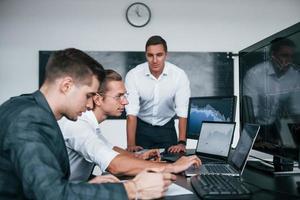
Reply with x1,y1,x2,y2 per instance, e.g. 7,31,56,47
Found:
136,118,177,149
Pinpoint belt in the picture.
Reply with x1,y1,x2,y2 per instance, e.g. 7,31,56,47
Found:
137,117,175,128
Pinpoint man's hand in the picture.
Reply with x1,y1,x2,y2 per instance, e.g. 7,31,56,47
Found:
136,149,161,161
124,168,176,199
127,145,143,152
164,155,201,174
167,144,186,153
88,174,120,184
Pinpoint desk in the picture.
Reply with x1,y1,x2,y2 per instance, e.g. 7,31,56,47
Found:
164,162,300,199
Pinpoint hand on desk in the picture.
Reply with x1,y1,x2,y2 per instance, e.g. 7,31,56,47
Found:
164,155,202,174
88,174,120,184
167,144,186,153
124,168,176,199
135,149,161,161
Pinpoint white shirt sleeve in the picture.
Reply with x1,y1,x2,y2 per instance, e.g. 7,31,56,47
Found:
243,68,261,117
62,120,119,172
174,71,191,118
125,69,140,116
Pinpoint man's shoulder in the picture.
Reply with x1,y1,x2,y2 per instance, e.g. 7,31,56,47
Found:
59,115,95,139
0,93,50,123
127,62,147,74
166,61,185,73
165,62,188,81
245,62,270,78
251,61,271,71
0,93,59,152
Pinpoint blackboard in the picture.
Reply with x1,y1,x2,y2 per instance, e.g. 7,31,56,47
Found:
39,51,233,119
40,51,233,96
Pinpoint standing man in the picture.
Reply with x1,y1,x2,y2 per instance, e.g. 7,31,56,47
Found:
125,35,191,153
0,48,175,200
59,69,200,182
243,38,300,125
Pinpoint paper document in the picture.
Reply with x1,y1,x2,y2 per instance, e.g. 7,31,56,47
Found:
165,183,193,196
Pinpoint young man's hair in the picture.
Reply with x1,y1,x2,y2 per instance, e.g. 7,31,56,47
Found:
99,69,123,94
270,37,296,53
44,48,105,86
145,35,168,52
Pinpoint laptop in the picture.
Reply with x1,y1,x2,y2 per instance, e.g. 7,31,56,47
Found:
185,123,260,176
161,121,235,163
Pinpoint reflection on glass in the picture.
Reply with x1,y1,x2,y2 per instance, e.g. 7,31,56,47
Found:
241,36,300,159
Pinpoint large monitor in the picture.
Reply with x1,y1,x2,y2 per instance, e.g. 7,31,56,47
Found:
186,96,236,139
239,22,300,172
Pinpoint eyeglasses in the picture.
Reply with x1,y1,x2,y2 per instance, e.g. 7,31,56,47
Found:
98,92,129,101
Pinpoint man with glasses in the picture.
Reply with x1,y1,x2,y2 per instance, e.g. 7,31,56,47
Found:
58,69,201,182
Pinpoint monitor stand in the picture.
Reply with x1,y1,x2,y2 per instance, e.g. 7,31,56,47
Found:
247,156,299,176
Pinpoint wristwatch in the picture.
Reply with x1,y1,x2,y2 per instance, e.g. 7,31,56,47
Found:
178,140,187,146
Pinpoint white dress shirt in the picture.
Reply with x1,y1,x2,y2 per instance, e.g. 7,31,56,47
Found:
58,111,119,182
125,61,191,126
243,61,300,125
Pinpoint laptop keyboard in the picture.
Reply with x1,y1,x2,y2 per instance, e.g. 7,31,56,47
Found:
205,165,232,174
191,174,251,199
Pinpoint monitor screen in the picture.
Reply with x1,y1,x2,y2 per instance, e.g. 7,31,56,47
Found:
186,96,236,139
239,22,300,162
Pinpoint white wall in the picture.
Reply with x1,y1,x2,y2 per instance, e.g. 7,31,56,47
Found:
1,0,300,149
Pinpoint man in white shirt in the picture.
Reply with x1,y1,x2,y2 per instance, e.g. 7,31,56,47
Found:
125,35,191,153
243,38,300,125
59,69,201,182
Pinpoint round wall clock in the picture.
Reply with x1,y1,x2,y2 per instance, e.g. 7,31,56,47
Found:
126,2,151,28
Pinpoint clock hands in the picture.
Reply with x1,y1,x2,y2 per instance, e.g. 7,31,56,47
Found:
135,5,142,17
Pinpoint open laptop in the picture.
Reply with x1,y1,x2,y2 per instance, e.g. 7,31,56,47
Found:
194,121,235,164
161,121,235,163
185,123,260,176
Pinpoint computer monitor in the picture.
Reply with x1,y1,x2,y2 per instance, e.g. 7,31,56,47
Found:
186,96,236,139
239,22,300,172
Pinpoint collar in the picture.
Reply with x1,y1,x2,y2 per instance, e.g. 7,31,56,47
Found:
33,90,54,116
81,110,100,130
144,62,169,77
266,61,277,76
267,60,293,77
33,90,70,176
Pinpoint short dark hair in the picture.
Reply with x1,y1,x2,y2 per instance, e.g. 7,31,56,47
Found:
99,69,122,93
145,35,168,52
270,38,296,53
44,48,105,86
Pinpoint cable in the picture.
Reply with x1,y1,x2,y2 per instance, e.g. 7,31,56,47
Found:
249,155,273,165
249,155,299,168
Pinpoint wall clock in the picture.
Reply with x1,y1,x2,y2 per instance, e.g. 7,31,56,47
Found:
126,2,151,28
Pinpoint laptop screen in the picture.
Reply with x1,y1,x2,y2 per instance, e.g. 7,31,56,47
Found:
196,121,236,159
229,124,260,174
